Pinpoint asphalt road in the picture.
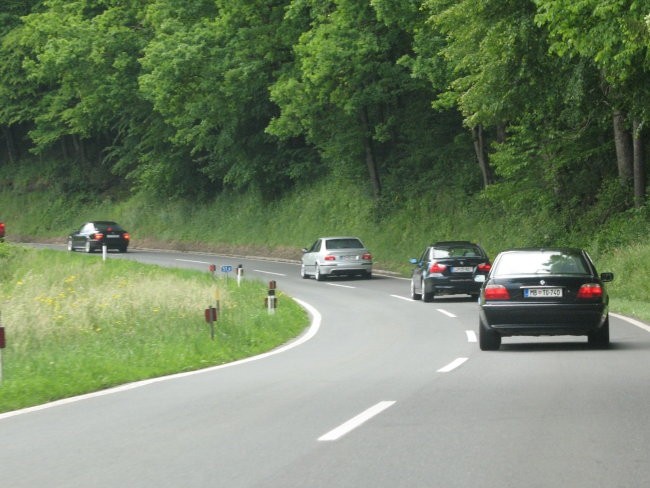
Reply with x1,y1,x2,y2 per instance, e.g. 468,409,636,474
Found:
2,247,650,487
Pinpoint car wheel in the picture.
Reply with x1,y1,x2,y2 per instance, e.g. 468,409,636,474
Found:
365,271,372,280
422,278,434,302
67,239,74,252
479,319,501,351
410,279,422,300
300,264,309,279
315,264,325,281
84,240,93,253
588,317,610,348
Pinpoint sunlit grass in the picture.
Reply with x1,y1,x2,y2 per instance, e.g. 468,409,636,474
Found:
0,245,308,413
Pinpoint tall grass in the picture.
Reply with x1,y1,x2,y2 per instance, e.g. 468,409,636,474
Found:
0,245,308,413
1,173,648,323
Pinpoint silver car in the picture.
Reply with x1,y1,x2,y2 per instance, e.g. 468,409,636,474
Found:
301,236,373,280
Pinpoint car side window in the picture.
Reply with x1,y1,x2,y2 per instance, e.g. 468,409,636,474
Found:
81,223,94,234
420,248,430,262
308,240,321,253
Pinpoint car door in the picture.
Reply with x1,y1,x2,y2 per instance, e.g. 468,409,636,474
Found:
303,239,322,274
412,247,430,293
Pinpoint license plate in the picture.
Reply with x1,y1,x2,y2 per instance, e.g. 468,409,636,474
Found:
107,235,120,238
524,287,562,298
452,266,473,273
341,255,358,261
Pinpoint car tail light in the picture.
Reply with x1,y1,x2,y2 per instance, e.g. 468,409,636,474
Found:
484,284,510,300
93,232,105,241
429,262,447,273
577,283,603,299
123,232,130,241
324,255,336,261
477,262,491,272
362,253,372,261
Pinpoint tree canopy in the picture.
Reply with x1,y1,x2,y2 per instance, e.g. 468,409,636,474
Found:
0,0,647,209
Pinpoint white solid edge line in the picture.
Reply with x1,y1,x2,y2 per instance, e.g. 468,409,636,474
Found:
0,298,322,421
437,357,468,373
253,269,286,277
175,258,211,264
466,330,477,343
611,312,650,333
318,401,396,442
327,283,355,289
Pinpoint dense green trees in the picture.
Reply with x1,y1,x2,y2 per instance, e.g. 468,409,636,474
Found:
0,0,647,210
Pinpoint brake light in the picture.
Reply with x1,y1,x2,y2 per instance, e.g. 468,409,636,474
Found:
484,284,510,300
577,283,603,299
429,262,447,273
93,232,105,241
123,232,130,241
477,262,491,272
324,255,336,261
362,253,372,261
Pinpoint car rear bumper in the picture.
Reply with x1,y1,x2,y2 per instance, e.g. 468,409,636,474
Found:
480,303,608,336
320,262,372,276
426,276,483,294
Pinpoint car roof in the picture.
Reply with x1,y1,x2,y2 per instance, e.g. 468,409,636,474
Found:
431,240,479,247
319,236,365,241
497,247,585,254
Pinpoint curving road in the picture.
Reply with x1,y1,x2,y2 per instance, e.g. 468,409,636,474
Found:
2,248,650,487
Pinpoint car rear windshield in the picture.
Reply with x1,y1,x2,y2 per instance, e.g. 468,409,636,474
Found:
495,251,589,276
325,238,364,250
432,245,483,258
96,223,125,232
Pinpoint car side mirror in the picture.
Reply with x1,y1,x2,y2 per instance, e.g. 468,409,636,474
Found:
600,272,614,282
409,258,418,264
301,248,308,253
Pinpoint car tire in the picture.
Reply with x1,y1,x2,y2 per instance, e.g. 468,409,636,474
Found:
315,264,325,281
588,317,610,348
479,318,501,351
365,271,372,279
84,240,93,253
422,279,434,302
410,280,422,300
67,239,74,252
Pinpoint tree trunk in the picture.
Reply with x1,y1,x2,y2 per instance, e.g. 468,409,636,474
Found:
2,126,17,164
632,119,646,207
360,108,381,199
472,125,493,187
612,110,633,186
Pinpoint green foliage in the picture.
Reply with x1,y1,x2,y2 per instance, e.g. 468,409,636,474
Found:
0,245,308,412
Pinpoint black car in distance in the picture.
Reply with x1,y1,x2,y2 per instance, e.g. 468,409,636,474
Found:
410,241,491,302
478,248,614,350
67,221,130,253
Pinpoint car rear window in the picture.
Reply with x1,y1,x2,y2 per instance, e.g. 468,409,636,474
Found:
432,245,482,258
325,238,364,250
96,223,125,232
495,251,588,276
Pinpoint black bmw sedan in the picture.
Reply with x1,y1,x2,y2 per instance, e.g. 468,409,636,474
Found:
67,221,130,253
410,241,491,302
478,248,614,350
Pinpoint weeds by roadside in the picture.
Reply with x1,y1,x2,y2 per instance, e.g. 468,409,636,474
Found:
0,245,308,413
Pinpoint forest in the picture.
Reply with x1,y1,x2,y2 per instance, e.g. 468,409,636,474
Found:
0,0,648,219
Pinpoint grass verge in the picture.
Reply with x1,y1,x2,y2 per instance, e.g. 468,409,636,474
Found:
0,244,308,413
